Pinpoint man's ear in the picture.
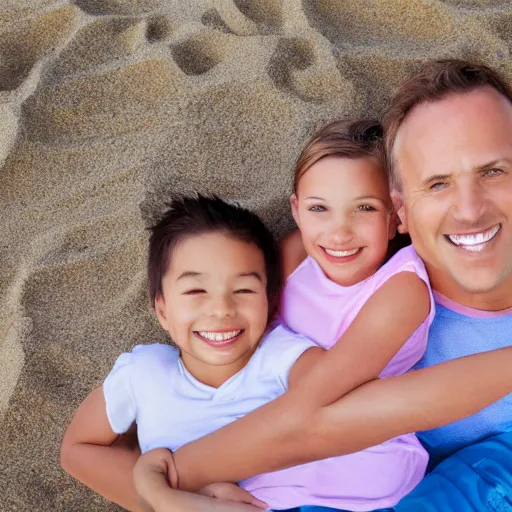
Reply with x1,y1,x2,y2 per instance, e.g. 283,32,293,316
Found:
391,189,408,234
154,293,169,331
290,194,300,226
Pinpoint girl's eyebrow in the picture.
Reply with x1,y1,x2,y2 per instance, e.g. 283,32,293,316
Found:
354,195,386,203
304,196,325,201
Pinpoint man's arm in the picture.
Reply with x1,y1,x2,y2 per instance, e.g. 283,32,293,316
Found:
60,386,141,511
173,346,512,491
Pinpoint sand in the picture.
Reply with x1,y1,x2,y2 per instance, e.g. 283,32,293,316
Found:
1,0,512,510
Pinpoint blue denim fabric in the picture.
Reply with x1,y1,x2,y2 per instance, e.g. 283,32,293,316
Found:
275,507,394,512
396,431,512,512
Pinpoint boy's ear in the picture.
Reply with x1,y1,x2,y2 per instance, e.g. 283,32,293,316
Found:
290,194,299,226
154,293,169,331
390,189,408,234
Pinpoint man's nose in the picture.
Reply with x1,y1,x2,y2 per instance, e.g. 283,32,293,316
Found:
451,179,487,225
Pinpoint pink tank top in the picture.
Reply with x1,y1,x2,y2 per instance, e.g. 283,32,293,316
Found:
242,245,435,510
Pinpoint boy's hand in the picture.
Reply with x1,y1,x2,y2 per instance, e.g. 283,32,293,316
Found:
199,482,268,509
133,448,178,497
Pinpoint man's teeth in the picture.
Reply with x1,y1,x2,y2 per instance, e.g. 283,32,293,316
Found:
325,247,360,258
447,225,500,248
197,330,242,342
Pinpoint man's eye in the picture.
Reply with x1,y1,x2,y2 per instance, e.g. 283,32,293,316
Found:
184,289,206,295
358,204,376,212
484,168,503,177
308,205,326,212
235,289,254,294
429,182,448,191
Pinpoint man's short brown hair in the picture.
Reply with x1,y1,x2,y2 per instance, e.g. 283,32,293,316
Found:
383,59,512,191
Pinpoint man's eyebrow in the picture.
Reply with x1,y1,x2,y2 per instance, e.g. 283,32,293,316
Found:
476,159,511,171
177,271,202,281
421,174,451,187
238,272,263,282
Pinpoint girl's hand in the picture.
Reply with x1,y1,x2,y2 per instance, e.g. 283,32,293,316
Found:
199,482,268,509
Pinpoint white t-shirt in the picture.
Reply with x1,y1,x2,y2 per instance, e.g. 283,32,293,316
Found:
103,323,316,454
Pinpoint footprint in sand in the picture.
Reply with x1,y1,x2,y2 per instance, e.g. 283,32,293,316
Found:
267,36,350,103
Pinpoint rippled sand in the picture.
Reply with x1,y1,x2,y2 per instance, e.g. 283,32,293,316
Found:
1,1,511,510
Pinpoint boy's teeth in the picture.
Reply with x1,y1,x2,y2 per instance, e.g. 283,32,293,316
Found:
447,224,500,247
325,247,360,258
198,330,242,342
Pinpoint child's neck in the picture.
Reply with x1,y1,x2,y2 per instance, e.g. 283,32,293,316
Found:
179,349,256,389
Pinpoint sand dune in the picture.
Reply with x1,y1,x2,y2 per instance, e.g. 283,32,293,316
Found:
1,1,512,510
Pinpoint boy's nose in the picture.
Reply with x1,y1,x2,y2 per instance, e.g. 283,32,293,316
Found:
208,295,236,319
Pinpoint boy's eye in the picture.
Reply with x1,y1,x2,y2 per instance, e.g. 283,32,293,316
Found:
358,204,376,212
308,205,326,212
184,289,206,295
235,289,255,294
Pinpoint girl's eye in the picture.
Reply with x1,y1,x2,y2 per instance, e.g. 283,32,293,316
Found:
308,205,326,212
358,205,376,212
184,289,206,295
235,289,255,294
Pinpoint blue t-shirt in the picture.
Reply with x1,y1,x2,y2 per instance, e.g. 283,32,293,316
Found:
415,293,512,468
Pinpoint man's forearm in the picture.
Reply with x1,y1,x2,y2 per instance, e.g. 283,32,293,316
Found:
61,441,141,511
174,347,512,491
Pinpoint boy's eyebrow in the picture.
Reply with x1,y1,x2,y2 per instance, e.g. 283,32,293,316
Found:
177,271,202,281
238,272,263,281
304,196,324,201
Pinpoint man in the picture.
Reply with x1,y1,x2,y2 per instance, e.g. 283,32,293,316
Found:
63,61,512,511
384,59,512,510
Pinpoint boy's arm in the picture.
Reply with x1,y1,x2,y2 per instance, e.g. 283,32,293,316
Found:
60,386,141,511
172,345,512,491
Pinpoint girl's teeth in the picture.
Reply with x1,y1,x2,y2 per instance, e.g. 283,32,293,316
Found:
325,247,360,258
448,224,500,247
198,330,242,342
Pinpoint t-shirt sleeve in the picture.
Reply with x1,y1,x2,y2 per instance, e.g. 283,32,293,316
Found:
263,324,318,390
103,351,137,434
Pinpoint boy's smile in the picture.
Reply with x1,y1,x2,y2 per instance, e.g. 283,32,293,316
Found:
154,232,269,388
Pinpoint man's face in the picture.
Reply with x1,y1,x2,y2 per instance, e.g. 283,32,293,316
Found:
393,87,512,309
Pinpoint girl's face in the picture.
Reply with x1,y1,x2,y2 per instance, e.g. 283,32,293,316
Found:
155,232,269,388
291,155,396,286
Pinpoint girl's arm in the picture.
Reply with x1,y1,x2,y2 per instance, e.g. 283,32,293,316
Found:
172,345,512,491
288,271,430,405
60,386,142,511
133,449,265,512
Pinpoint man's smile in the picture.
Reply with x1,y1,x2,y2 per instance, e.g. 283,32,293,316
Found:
444,224,501,253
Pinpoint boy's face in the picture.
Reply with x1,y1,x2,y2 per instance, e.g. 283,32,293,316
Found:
155,232,269,388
